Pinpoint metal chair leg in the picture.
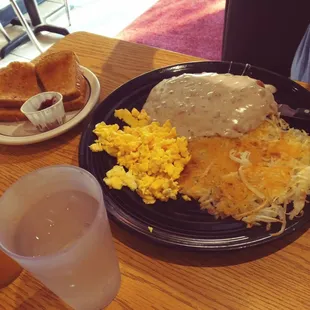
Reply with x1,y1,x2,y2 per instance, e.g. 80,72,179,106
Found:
0,22,11,42
9,0,43,54
63,0,72,26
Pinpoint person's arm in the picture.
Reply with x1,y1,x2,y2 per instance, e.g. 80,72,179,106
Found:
291,25,310,83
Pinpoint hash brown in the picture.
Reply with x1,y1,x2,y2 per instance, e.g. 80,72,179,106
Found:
179,117,310,235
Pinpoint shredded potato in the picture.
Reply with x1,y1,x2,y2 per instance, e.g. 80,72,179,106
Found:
180,116,310,235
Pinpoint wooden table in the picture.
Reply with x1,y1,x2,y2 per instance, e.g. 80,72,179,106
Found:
0,32,310,310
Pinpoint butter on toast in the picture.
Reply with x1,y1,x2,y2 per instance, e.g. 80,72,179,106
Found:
35,51,83,101
0,62,41,109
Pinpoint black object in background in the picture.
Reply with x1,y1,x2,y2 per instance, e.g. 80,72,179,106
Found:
222,0,310,77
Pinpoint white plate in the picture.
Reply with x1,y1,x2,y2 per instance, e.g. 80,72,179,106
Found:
0,66,100,145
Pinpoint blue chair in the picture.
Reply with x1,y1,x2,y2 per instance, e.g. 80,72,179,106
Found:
43,0,71,26
0,0,71,58
9,0,43,53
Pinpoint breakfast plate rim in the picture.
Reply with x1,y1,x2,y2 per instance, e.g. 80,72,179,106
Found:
79,60,310,251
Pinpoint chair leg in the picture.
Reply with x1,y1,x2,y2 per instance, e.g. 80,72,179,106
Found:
0,22,11,42
9,0,43,54
63,0,72,26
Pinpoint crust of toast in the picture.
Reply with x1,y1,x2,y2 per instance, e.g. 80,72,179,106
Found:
0,62,41,109
0,109,28,122
0,77,89,122
35,51,83,101
63,76,88,112
40,76,88,112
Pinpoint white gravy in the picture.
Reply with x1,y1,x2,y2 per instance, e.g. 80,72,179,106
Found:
143,73,278,138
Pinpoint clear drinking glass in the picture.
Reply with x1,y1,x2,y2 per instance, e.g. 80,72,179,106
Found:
0,165,121,310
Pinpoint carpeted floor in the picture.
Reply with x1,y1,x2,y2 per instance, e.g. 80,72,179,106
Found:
117,0,226,60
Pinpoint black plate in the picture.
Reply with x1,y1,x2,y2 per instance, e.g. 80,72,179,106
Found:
79,61,310,250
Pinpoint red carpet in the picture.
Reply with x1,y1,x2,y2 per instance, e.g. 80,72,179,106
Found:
117,0,226,60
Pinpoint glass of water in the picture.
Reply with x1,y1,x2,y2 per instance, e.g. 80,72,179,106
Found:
0,165,121,310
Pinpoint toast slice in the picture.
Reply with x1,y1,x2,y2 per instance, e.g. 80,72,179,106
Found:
39,76,88,112
0,76,88,122
0,62,41,109
0,78,87,122
35,51,83,101
63,76,88,112
0,108,27,122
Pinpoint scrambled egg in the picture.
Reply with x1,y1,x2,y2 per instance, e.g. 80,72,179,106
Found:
90,108,191,204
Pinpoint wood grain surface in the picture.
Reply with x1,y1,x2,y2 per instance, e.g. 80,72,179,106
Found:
0,32,310,310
